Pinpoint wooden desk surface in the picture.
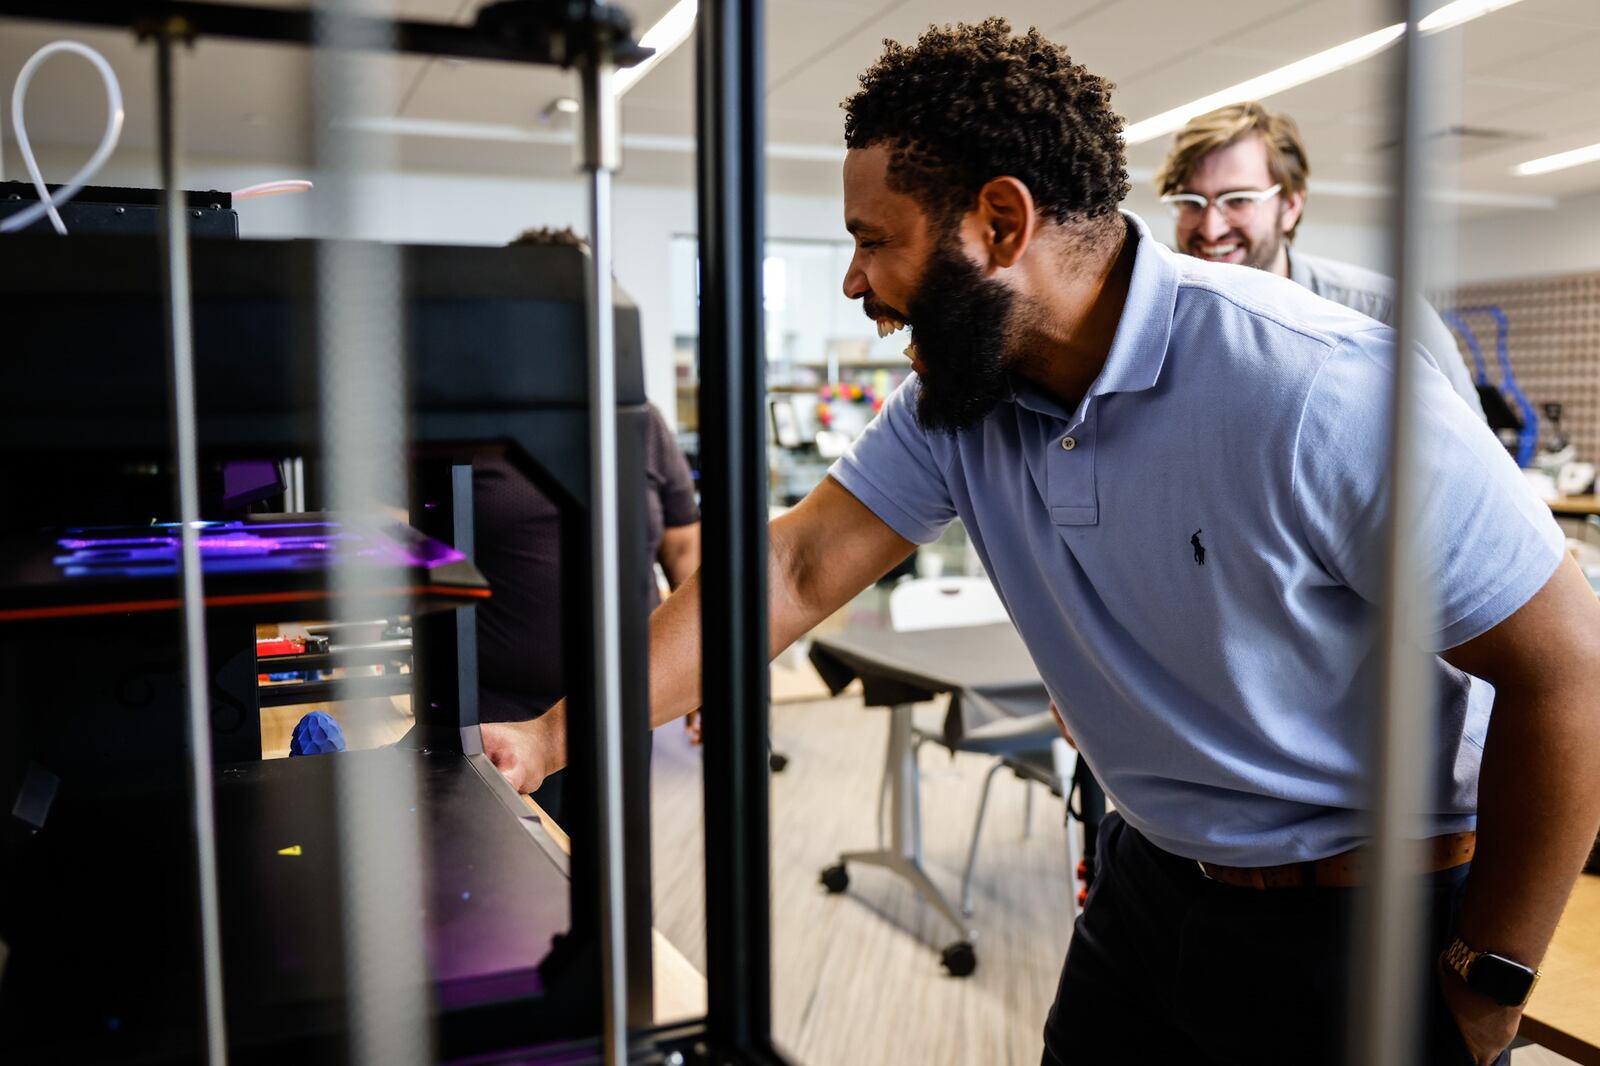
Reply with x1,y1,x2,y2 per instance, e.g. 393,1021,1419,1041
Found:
1549,495,1600,517
522,797,708,1025
1520,873,1600,1065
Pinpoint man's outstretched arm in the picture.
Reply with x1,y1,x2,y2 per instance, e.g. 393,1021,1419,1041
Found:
483,476,916,792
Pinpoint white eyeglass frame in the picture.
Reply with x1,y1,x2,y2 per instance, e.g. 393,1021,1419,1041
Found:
1161,183,1282,222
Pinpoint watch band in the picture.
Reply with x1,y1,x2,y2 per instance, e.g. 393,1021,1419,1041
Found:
1441,936,1479,983
1440,936,1542,1008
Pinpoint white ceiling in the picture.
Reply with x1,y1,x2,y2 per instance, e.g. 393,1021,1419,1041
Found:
2,0,1598,209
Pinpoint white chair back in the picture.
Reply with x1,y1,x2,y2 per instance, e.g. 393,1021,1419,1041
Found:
888,576,1009,632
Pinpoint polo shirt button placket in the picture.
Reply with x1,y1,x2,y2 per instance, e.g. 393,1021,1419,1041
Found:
1047,407,1096,526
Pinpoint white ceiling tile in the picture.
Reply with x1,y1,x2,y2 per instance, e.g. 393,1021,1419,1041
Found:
397,52,580,128
1453,78,1566,131
1046,1,1227,82
1455,12,1600,78
1504,0,1600,30
1226,0,1395,55
1503,85,1600,139
1071,0,1320,83
1469,32,1600,94
763,61,886,138
869,1,1109,37
765,1,894,91
628,0,689,36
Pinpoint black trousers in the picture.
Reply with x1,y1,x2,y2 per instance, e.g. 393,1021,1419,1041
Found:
1042,812,1510,1066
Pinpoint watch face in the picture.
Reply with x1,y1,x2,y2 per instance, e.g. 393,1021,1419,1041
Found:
1467,952,1537,1007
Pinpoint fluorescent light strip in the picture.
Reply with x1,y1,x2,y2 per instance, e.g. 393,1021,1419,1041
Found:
1514,141,1600,177
614,0,697,97
1122,0,1528,146
1121,24,1405,145
1417,0,1527,34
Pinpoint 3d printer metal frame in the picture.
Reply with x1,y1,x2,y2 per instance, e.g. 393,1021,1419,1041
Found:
0,0,652,69
0,1,784,1063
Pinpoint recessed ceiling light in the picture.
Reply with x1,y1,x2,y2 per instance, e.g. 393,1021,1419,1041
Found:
1513,141,1600,177
538,97,581,123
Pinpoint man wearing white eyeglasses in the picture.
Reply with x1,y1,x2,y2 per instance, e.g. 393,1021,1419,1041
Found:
1157,102,1484,418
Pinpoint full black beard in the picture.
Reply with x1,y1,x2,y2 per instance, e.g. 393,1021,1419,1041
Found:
906,240,1017,434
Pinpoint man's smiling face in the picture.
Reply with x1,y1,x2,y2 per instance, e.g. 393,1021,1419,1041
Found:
841,145,934,373
840,144,1020,434
1174,134,1303,275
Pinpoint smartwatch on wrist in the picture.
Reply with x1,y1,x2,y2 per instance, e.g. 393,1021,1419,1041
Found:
1440,936,1541,1008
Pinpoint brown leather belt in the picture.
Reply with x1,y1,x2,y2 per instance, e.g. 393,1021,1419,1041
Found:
1198,832,1477,890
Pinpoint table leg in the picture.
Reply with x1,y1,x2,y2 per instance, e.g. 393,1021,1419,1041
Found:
823,703,977,967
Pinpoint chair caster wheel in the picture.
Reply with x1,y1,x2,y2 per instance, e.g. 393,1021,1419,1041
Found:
941,941,977,977
819,863,849,894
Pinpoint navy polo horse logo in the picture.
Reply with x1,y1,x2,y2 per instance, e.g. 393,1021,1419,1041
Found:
1190,529,1206,566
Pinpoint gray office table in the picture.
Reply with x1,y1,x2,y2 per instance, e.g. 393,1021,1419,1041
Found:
808,621,1051,976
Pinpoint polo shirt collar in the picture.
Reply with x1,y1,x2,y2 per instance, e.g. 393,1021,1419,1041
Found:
1006,209,1178,423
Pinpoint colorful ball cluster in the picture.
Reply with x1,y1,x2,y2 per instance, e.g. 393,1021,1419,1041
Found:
816,383,884,425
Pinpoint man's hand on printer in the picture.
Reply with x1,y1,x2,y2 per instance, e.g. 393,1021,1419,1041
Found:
482,710,563,795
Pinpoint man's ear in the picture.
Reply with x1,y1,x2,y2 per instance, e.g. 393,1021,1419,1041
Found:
974,176,1036,269
1280,187,1306,236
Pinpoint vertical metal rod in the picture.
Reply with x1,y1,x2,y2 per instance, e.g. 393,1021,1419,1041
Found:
577,53,628,1066
696,0,775,1054
152,24,229,1065
1350,4,1437,1064
450,464,484,755
284,456,307,512
312,3,427,1064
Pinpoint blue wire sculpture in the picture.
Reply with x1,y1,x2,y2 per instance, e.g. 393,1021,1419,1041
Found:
1441,305,1538,467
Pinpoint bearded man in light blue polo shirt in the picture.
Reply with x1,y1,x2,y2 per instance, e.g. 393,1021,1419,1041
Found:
483,18,1600,1066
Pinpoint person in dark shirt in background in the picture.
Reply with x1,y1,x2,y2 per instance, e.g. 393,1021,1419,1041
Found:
474,227,701,821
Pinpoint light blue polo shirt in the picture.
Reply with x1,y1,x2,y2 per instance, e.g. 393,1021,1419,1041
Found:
830,211,1564,866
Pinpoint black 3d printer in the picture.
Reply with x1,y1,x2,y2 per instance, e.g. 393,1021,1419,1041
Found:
0,2,779,1064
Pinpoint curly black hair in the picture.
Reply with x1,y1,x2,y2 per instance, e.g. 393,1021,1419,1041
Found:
843,18,1129,230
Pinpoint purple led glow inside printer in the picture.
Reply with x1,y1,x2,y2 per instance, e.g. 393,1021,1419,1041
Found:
53,520,464,579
